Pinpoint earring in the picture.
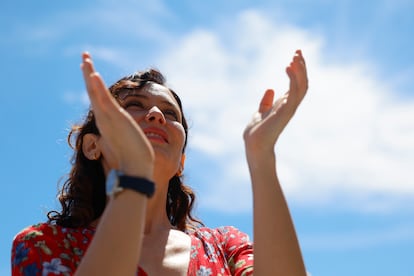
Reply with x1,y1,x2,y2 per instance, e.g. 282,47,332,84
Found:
176,154,185,177
176,166,183,177
175,168,183,177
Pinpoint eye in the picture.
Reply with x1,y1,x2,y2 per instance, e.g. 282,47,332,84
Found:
163,109,180,121
122,99,145,111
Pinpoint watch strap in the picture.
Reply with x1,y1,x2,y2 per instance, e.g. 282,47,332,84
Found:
119,175,155,198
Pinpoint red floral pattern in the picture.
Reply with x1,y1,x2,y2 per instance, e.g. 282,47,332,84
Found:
12,223,253,275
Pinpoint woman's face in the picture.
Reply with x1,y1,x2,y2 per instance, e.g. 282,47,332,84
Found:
99,82,186,179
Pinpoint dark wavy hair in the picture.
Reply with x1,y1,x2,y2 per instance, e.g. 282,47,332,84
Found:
47,69,203,232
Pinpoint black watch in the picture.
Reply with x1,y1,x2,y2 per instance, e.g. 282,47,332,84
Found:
106,169,155,198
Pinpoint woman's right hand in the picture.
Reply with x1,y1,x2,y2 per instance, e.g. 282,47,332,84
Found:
81,52,155,179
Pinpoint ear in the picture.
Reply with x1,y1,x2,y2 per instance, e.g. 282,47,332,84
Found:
180,154,186,169
82,133,101,161
176,154,186,176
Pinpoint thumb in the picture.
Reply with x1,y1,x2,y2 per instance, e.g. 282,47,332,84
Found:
258,89,275,113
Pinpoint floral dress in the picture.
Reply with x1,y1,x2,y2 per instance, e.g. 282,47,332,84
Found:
11,223,253,276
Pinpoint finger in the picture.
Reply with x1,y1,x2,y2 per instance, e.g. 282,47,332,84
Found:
295,49,305,64
89,72,124,124
286,50,308,98
80,53,95,89
293,50,308,87
89,72,110,109
258,89,275,113
80,53,119,120
81,57,101,111
296,49,303,60
286,66,298,95
291,50,306,73
81,55,97,102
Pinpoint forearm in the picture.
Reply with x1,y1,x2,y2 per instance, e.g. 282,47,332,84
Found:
247,150,306,276
75,191,147,276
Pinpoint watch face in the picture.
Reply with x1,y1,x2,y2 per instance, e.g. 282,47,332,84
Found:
106,169,154,198
106,169,119,195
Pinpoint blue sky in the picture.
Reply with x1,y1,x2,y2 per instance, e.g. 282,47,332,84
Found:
2,0,414,275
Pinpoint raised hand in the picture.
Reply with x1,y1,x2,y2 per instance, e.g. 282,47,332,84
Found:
243,50,308,154
244,50,308,276
81,52,154,179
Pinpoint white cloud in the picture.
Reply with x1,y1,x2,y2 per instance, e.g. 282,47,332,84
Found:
155,10,414,213
57,6,413,214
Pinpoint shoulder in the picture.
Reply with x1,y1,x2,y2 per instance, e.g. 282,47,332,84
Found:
13,222,94,244
189,225,252,255
188,226,253,275
191,225,251,243
12,222,95,275
13,223,56,245
13,222,95,252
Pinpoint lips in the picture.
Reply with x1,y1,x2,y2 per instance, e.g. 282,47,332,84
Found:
143,127,169,143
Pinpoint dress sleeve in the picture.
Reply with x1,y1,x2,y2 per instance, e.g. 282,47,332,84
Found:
11,224,74,276
217,226,254,276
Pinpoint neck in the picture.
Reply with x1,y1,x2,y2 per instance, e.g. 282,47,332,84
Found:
93,169,175,234
144,175,173,234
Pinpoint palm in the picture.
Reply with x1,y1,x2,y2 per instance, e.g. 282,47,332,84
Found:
244,50,308,153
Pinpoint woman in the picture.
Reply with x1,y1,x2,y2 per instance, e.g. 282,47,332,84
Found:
12,50,308,275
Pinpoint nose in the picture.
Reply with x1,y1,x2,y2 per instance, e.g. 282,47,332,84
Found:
145,106,166,124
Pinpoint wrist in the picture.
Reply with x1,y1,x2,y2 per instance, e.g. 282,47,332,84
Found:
106,169,155,199
245,144,275,159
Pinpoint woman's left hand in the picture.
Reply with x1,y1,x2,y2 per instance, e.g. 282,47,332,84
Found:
81,52,155,179
243,50,308,155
